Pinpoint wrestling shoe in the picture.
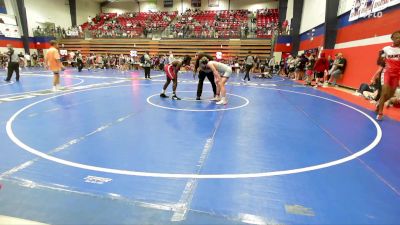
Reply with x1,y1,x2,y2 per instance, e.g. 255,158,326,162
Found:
210,96,220,101
172,94,181,100
216,98,227,105
376,114,383,121
160,93,169,98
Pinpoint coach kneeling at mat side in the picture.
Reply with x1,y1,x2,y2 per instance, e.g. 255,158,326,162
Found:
194,53,217,101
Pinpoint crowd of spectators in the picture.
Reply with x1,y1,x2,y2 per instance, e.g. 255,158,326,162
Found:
60,52,173,72
33,9,279,39
51,50,275,77
279,52,347,88
83,12,177,38
0,51,43,69
166,9,251,38
33,25,82,38
253,9,279,38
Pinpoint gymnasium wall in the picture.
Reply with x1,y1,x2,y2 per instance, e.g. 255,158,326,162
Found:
285,0,293,22
274,0,326,56
3,0,13,15
298,24,324,52
102,0,278,14
24,0,100,36
299,0,325,33
76,0,101,25
25,0,72,36
332,4,400,88
337,0,353,15
275,0,400,89
275,35,292,52
0,36,54,54
102,2,136,14
297,0,326,52
0,0,99,52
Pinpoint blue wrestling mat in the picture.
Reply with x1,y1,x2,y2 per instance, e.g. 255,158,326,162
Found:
0,68,399,224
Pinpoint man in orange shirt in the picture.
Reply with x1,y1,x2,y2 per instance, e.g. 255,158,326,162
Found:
45,40,63,91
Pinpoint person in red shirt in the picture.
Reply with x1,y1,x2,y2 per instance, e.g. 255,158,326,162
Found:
372,30,400,120
160,55,191,100
282,20,288,34
313,52,330,87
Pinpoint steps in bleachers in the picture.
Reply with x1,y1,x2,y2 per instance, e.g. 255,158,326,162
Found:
59,38,272,60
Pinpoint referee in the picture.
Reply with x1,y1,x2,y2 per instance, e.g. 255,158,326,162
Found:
5,44,20,82
194,53,217,100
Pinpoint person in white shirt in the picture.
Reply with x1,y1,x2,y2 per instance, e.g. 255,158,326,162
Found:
168,51,174,64
268,56,275,73
244,51,254,82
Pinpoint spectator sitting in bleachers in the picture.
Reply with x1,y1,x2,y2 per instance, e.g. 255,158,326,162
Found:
39,8,279,40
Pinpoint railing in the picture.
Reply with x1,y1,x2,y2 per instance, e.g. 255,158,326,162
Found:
32,28,84,39
33,28,274,40
161,28,251,39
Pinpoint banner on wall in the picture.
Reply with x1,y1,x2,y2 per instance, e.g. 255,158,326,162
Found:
59,49,68,56
66,30,79,37
0,24,20,38
0,13,17,25
216,52,222,59
130,50,137,57
192,0,201,7
164,0,173,8
349,0,400,21
208,0,219,7
0,13,20,38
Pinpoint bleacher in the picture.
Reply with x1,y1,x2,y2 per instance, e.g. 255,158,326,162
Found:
82,12,177,38
256,9,279,38
81,13,118,31
66,8,279,39
59,38,272,61
58,8,277,61
169,9,250,38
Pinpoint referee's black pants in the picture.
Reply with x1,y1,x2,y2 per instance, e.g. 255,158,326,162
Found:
144,67,151,78
77,60,84,72
244,64,252,81
197,70,217,98
6,62,20,81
